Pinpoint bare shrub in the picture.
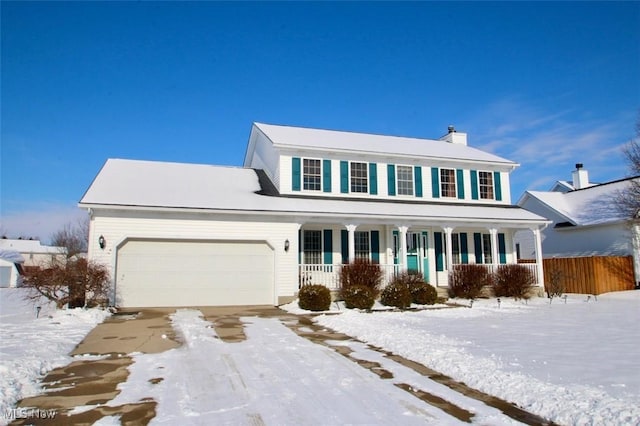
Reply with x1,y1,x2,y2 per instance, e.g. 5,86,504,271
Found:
339,258,383,298
22,258,110,309
449,264,492,299
50,216,89,259
380,281,412,309
493,264,536,300
546,265,566,300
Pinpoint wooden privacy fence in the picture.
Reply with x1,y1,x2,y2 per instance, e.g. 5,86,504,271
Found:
542,256,635,295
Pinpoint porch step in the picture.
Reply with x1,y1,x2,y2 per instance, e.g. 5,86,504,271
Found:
435,286,449,299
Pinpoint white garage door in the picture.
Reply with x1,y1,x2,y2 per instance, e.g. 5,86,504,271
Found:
116,239,274,307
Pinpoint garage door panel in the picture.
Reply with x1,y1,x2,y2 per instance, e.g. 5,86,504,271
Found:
116,240,274,307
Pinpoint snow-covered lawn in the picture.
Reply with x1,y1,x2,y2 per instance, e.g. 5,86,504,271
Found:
298,292,640,425
1,287,639,425
0,289,110,418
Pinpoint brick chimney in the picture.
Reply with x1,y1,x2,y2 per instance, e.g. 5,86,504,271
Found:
572,163,589,189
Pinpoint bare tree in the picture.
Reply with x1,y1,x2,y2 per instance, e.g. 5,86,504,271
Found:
616,114,640,219
50,216,89,259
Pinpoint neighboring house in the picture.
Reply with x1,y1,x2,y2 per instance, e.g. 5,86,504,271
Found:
0,249,25,288
515,164,640,284
0,239,66,268
79,123,549,308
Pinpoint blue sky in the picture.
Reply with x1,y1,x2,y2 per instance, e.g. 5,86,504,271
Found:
1,2,639,242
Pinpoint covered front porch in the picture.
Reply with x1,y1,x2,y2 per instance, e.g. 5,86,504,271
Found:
297,222,544,291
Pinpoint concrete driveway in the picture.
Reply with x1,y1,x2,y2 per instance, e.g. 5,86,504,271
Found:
12,306,552,425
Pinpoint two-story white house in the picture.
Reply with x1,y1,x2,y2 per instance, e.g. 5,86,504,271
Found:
79,123,549,308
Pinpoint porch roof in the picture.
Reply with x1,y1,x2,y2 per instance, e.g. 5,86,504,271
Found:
80,159,549,228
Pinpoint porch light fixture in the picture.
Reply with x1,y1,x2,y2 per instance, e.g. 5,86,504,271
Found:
284,239,290,252
98,235,106,250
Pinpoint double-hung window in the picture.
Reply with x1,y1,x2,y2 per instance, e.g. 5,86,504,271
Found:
354,231,370,259
350,162,368,193
397,165,414,196
482,234,493,264
451,233,462,264
479,171,494,199
303,230,322,264
440,168,457,198
303,159,322,191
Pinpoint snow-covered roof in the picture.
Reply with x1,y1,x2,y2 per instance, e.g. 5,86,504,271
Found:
0,239,65,254
0,249,25,264
522,177,636,226
252,122,517,167
80,159,547,227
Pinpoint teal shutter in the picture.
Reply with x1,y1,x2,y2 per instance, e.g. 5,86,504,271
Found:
340,161,349,193
494,171,503,201
471,170,479,200
371,231,380,263
498,233,506,264
298,229,302,264
415,166,423,197
292,157,301,191
322,160,332,193
341,230,348,263
369,163,378,195
323,230,333,264
431,167,440,198
456,169,465,199
387,164,396,196
434,232,444,271
474,233,483,264
460,232,469,264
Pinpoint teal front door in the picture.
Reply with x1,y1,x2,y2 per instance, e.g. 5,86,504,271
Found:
407,232,419,272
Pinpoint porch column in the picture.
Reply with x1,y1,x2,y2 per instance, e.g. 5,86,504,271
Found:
532,227,544,286
398,225,408,271
443,226,454,271
346,224,357,262
489,228,499,266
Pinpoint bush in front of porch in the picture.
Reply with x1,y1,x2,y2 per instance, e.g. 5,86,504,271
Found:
449,264,493,299
339,259,382,310
298,284,332,311
492,264,536,300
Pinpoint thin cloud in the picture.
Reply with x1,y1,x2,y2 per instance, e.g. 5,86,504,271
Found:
0,204,87,243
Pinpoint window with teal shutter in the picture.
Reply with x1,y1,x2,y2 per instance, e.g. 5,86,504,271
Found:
498,233,506,264
369,163,378,195
292,157,301,191
340,161,349,194
341,230,348,263
387,164,396,196
456,169,465,199
371,231,380,262
434,232,444,271
470,170,479,200
431,167,440,198
473,233,483,263
494,171,503,201
298,229,302,264
323,160,331,193
415,166,423,197
323,229,333,264
460,232,469,264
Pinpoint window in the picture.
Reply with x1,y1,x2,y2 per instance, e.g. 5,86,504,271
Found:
354,231,370,259
482,234,493,264
440,168,456,198
303,159,321,191
303,230,322,264
397,165,414,196
479,171,494,199
350,162,368,193
451,233,461,264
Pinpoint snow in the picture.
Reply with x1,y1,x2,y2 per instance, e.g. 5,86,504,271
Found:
308,293,640,425
2,287,639,425
0,249,24,264
0,288,110,419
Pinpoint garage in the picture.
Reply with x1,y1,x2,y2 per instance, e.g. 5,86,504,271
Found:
115,239,274,307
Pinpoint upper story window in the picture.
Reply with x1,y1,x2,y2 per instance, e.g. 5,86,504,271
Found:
397,165,414,196
479,171,494,199
350,162,368,193
303,159,321,191
440,168,457,198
